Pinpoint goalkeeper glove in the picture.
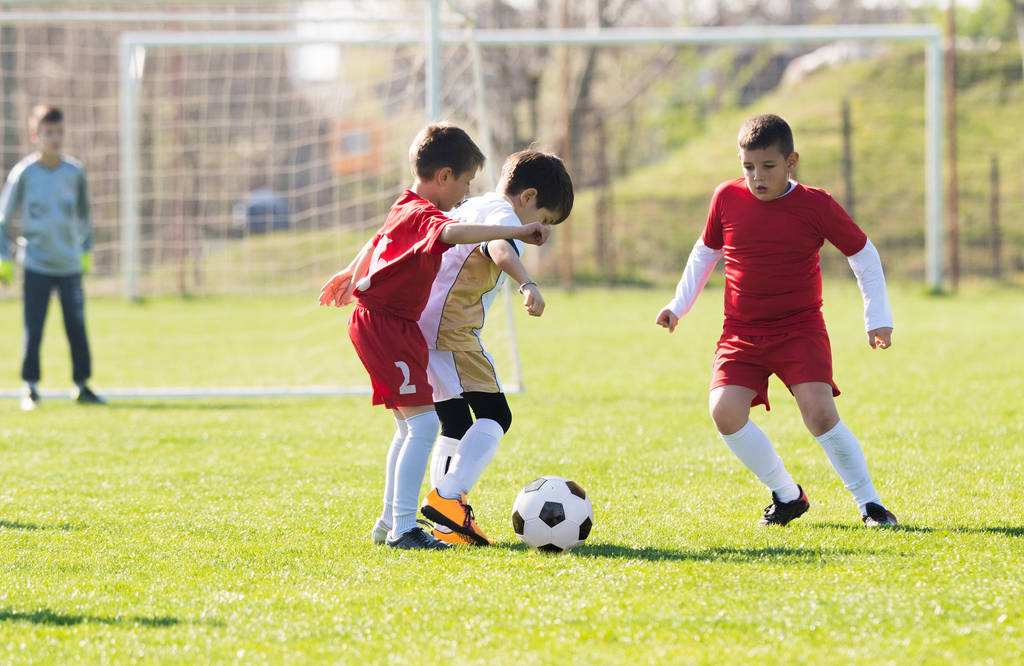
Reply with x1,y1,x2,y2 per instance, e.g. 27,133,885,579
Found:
81,252,92,275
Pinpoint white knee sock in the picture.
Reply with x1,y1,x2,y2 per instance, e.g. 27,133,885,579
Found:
429,436,460,489
377,418,409,529
815,420,880,512
721,420,800,502
389,411,440,540
437,418,504,499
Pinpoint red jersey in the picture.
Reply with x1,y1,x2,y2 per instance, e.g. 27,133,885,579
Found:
701,179,867,334
353,189,454,321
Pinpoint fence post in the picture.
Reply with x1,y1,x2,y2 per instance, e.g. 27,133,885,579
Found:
989,154,1001,278
841,99,855,220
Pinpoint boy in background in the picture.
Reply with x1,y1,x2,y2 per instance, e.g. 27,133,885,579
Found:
319,124,550,550
0,105,104,410
417,149,574,546
656,114,898,527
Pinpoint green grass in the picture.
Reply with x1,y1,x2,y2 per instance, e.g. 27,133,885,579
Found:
1,283,1023,663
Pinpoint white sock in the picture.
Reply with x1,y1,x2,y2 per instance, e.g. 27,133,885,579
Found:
437,418,504,499
429,436,460,489
721,420,800,502
377,417,409,529
389,411,440,540
815,420,880,512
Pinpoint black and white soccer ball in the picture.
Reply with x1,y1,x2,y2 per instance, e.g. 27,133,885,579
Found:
511,476,593,552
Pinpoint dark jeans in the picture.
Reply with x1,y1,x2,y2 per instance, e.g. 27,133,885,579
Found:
22,269,92,384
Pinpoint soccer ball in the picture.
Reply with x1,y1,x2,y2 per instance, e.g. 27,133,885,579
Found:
511,476,593,552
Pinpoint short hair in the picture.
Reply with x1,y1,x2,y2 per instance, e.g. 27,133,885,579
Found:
30,105,63,132
408,122,485,180
737,114,794,156
498,150,574,224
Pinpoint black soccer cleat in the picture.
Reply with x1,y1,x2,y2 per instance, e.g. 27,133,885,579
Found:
758,485,810,526
385,526,452,550
75,385,107,405
862,502,898,527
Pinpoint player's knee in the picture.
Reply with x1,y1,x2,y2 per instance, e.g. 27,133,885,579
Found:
802,408,839,436
709,400,747,435
436,398,473,439
465,392,512,434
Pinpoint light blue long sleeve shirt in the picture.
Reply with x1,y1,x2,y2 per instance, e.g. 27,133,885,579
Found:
0,153,93,276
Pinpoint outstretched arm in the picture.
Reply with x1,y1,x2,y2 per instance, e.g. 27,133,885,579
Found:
847,239,894,349
318,238,374,307
655,239,723,333
488,240,544,316
441,221,549,247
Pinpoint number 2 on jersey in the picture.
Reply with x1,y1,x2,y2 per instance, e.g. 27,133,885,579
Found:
394,361,417,395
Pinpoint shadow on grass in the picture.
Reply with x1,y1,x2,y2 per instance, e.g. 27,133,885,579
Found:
0,520,78,531
492,541,869,563
0,608,224,628
812,522,1024,537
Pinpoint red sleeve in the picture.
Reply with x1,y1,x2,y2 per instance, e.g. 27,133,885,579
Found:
820,194,867,256
700,186,725,250
418,210,455,255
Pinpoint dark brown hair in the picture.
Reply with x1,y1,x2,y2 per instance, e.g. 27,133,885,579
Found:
408,122,485,180
30,105,63,132
737,114,794,156
498,150,574,224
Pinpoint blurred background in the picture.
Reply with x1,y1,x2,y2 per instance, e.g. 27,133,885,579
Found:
0,0,1021,392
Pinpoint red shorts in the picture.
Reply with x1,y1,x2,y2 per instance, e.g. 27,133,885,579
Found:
348,305,435,409
711,328,840,411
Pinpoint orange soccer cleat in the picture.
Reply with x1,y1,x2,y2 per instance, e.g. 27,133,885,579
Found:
420,489,492,546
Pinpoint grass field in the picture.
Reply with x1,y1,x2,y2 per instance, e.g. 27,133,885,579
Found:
1,282,1022,663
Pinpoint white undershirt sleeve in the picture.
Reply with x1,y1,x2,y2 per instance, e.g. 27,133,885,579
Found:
847,239,894,331
663,239,723,318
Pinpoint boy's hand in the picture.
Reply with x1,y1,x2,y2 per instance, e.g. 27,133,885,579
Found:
516,222,551,246
867,327,893,349
318,268,356,308
0,260,12,286
655,308,679,333
81,252,92,275
521,283,544,316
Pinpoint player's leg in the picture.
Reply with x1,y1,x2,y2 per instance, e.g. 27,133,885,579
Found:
20,270,52,410
427,351,473,489
421,350,503,545
431,397,471,486
710,384,807,525
348,307,448,549
56,273,102,404
790,382,896,526
711,333,808,525
440,391,511,498
370,413,409,544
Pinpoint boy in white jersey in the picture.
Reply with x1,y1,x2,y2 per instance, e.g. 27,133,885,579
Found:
415,150,574,545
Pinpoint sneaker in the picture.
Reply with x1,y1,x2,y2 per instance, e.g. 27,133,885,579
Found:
20,385,39,412
758,486,810,526
862,502,898,527
385,526,451,550
428,521,474,546
370,520,390,545
420,488,491,545
75,385,106,405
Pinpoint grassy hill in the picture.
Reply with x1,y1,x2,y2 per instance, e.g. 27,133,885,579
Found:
561,46,1024,284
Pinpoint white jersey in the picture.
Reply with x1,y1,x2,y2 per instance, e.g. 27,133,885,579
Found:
418,192,524,351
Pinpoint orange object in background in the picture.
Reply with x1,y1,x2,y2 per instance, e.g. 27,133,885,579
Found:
331,121,383,176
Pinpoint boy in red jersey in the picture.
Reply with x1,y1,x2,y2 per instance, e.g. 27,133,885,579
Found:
656,114,898,527
319,124,550,549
